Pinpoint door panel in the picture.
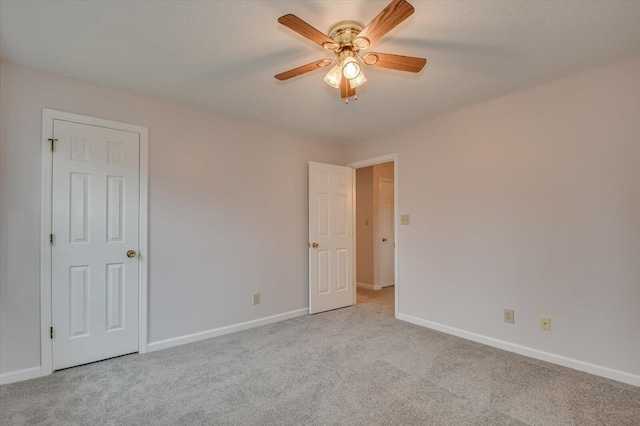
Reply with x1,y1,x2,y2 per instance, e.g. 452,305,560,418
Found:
52,119,140,370
70,173,90,243
69,265,89,337
107,176,125,242
106,263,125,330
309,162,354,314
336,249,348,291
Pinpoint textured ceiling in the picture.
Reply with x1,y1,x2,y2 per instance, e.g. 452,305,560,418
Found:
1,1,639,143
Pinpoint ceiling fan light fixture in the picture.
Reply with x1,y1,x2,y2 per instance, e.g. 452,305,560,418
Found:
349,70,367,88
342,56,361,80
324,63,343,88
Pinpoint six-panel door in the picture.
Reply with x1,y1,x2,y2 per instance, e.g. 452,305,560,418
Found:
52,120,140,370
308,162,354,314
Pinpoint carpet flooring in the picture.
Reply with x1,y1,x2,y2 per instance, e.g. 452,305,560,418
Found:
1,287,639,425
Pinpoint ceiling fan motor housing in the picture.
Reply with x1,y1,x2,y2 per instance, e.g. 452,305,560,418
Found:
329,21,363,46
327,21,371,54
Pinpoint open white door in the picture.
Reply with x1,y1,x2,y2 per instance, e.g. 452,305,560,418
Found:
308,162,355,314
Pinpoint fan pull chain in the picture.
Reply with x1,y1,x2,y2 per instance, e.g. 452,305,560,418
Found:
345,89,358,104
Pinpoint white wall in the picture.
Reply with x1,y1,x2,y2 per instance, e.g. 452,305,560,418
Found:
348,57,640,382
0,61,347,376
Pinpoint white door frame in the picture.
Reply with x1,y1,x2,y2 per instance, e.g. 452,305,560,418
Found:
40,109,149,376
348,154,399,316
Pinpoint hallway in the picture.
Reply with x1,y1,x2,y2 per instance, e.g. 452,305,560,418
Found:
357,286,394,317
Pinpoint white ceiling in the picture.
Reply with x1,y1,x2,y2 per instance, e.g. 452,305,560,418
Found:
1,1,638,143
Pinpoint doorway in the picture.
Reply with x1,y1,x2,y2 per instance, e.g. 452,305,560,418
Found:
349,155,398,316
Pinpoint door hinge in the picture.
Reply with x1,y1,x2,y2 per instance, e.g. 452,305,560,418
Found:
48,138,57,152
50,327,54,339
50,234,54,245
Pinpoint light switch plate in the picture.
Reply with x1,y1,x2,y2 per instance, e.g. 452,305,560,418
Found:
401,214,411,225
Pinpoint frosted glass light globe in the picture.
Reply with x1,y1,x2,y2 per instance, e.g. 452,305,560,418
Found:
342,57,361,80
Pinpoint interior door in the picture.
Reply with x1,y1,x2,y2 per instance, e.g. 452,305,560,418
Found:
308,162,354,314
51,119,140,370
379,179,395,287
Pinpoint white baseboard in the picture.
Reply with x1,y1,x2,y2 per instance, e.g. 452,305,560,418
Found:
147,308,308,352
357,282,382,291
1,309,308,385
0,366,42,385
397,313,640,388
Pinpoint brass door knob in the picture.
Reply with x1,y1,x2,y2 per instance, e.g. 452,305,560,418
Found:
311,242,319,248
126,250,137,258
382,238,387,242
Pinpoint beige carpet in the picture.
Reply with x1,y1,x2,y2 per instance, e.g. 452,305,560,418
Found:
1,287,639,425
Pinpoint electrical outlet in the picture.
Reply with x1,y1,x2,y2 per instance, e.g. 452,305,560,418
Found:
504,309,514,324
252,293,261,305
400,214,411,225
540,317,551,331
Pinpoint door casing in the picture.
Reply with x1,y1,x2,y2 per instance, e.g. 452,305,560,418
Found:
40,109,149,376
348,154,399,316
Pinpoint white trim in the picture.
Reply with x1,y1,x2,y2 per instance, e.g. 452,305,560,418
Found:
6,308,307,385
0,367,42,385
349,154,397,170
40,109,55,377
40,109,149,376
347,153,399,316
351,168,357,308
357,282,382,291
397,313,640,387
147,308,308,352
138,126,149,354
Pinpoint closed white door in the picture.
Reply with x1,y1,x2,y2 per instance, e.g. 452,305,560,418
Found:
379,179,395,287
308,162,354,314
51,119,140,370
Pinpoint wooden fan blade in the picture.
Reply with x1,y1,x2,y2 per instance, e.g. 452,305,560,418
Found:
275,59,332,81
358,0,415,46
340,77,356,99
278,14,337,48
365,53,426,73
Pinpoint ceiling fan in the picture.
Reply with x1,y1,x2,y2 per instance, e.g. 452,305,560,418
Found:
275,0,426,103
